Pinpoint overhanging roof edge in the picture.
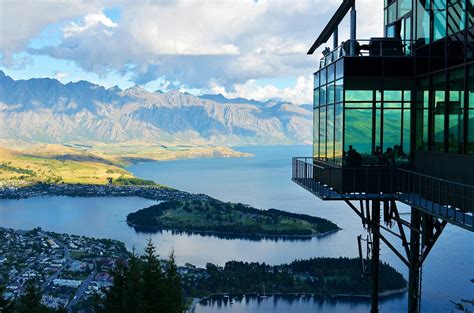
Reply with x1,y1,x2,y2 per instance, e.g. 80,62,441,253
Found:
307,0,355,55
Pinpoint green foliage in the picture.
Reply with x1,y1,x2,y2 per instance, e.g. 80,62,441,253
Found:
0,285,13,313
183,257,406,298
97,240,183,313
127,200,339,237
0,163,34,175
15,280,49,313
112,177,156,186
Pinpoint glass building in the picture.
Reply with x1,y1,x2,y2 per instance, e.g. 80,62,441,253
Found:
293,1,473,312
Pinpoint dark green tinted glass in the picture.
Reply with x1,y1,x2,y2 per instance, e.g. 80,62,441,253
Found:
433,0,447,41
327,105,335,159
447,0,465,35
345,90,373,101
313,107,320,158
335,104,343,159
417,0,430,44
314,88,319,108
344,109,373,155
320,106,327,158
468,110,474,154
383,109,402,150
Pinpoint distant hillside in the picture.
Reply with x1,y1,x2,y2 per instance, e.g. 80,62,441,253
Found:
0,71,312,146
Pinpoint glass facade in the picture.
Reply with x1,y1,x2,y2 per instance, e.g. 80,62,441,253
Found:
312,0,474,168
313,60,412,166
414,64,474,154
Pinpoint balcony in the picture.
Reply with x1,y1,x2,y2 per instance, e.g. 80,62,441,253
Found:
292,157,474,231
319,38,413,69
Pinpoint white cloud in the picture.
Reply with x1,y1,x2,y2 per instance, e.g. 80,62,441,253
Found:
64,13,118,38
1,0,384,103
54,71,69,81
211,75,313,105
0,0,102,65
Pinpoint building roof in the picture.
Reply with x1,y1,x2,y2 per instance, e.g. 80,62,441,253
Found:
307,0,355,54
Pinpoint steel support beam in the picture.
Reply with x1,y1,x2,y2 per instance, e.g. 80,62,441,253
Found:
408,208,421,313
370,200,381,313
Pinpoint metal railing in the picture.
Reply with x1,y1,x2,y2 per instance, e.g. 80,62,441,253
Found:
292,157,474,229
319,38,414,68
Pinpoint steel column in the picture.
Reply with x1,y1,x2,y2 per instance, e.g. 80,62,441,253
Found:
370,200,381,313
408,207,421,313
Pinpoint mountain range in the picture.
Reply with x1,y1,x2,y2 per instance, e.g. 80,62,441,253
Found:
0,71,312,146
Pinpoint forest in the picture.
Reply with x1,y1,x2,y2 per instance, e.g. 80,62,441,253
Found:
182,257,407,298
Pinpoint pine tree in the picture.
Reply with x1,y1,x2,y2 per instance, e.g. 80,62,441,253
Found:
163,249,183,313
15,280,47,313
0,285,13,313
141,238,165,313
100,260,129,313
124,248,143,312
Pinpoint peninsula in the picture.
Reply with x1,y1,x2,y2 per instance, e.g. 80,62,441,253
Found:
126,200,339,238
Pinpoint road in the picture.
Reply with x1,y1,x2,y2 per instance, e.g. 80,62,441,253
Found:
40,231,71,290
67,270,96,313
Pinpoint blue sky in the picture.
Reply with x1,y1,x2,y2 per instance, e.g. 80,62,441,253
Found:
0,0,382,103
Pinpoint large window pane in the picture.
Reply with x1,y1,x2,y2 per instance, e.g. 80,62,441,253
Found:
433,90,446,151
448,68,465,153
388,2,397,23
335,60,344,80
399,0,412,17
383,109,402,150
320,85,327,105
345,90,373,101
328,82,335,104
313,107,320,158
335,104,343,160
384,90,402,101
403,109,411,154
344,109,373,156
433,0,447,41
447,0,466,35
335,79,343,103
320,107,327,158
416,0,430,44
327,105,335,159
469,65,474,108
432,73,446,151
320,68,327,85
314,72,320,89
468,110,474,154
327,64,335,83
313,88,319,108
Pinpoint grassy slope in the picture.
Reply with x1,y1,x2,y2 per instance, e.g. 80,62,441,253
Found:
127,200,339,236
0,146,134,186
0,140,250,186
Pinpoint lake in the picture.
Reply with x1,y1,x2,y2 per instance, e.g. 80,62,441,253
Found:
0,145,472,312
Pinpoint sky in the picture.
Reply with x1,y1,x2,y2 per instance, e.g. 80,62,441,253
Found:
0,0,383,104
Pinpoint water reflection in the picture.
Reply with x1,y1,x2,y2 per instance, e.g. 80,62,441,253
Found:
128,225,338,242
195,293,406,313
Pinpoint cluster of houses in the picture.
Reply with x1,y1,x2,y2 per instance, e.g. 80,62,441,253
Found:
0,227,127,310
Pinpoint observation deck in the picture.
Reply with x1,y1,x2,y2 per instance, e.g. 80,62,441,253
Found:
292,157,474,231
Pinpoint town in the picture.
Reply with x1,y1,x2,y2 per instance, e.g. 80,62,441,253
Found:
0,227,128,311
0,183,211,202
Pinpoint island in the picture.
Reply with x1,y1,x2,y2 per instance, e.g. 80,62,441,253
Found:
126,199,339,238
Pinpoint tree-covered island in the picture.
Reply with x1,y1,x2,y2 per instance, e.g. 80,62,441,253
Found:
126,200,339,238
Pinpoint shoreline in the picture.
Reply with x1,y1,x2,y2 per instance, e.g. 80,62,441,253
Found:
126,220,340,240
0,183,211,202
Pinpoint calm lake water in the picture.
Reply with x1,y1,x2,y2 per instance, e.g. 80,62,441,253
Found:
0,145,472,312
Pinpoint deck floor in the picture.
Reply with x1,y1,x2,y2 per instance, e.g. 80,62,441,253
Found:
293,178,473,231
